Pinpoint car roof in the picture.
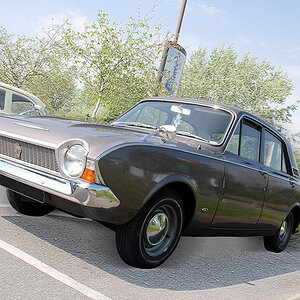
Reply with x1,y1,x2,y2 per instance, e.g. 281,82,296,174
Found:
0,81,46,108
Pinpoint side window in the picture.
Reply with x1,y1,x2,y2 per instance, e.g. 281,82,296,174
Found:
264,131,287,172
227,119,261,162
240,121,261,162
0,89,5,110
12,94,34,114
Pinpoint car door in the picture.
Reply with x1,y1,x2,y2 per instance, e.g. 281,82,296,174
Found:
211,118,267,229
256,129,295,229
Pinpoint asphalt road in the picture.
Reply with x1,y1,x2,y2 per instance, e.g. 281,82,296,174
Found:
0,186,299,300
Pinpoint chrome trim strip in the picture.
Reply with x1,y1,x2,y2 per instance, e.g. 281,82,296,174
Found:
0,158,71,194
268,173,300,185
0,130,56,149
224,159,300,185
224,159,263,174
14,122,50,131
0,158,120,208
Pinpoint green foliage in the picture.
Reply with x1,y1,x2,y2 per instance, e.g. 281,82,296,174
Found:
179,45,296,129
0,25,77,113
295,151,300,171
291,133,300,170
64,11,162,122
23,71,77,114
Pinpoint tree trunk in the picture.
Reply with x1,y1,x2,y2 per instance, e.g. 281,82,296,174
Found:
92,84,104,123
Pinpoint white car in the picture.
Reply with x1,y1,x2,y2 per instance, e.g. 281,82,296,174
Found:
0,82,47,116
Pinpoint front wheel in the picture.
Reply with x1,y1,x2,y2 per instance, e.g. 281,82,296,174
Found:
115,189,184,268
7,189,54,216
264,213,294,253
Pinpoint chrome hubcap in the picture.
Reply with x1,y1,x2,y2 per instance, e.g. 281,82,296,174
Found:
280,221,287,238
146,212,169,246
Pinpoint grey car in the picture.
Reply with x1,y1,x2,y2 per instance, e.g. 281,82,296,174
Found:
0,97,299,268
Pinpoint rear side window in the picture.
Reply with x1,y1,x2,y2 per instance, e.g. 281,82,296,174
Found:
264,131,287,173
0,89,5,110
240,121,261,162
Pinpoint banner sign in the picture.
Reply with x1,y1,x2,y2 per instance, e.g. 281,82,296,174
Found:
161,42,187,95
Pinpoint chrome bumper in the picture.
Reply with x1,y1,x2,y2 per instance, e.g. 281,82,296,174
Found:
0,158,120,210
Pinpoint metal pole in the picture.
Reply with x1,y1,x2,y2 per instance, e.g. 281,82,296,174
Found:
174,0,187,44
155,0,187,95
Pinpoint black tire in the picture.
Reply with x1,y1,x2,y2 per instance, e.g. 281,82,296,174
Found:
115,188,184,268
6,189,54,216
264,213,294,253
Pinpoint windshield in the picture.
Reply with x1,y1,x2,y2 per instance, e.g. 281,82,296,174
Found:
113,101,233,145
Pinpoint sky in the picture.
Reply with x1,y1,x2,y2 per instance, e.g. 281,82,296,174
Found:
1,0,299,146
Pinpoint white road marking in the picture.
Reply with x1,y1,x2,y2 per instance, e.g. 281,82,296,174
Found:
0,239,111,300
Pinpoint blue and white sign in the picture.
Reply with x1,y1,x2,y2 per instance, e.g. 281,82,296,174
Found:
162,44,186,95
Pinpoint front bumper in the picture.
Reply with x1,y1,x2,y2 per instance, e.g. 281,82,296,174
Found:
0,158,134,224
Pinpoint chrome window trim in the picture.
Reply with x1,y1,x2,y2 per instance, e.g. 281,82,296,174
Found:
225,157,299,185
268,173,299,185
224,158,263,174
223,115,296,177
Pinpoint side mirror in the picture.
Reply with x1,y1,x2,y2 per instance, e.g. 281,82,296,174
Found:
159,125,176,139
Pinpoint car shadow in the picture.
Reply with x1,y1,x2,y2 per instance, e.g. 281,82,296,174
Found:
3,214,300,291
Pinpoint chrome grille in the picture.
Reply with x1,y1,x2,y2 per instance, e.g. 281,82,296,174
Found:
0,135,59,172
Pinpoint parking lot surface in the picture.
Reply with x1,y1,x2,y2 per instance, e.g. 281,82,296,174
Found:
0,186,299,300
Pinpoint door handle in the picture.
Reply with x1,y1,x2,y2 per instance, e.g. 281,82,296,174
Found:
289,180,295,188
259,170,267,178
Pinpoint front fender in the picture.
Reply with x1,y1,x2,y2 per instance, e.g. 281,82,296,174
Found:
142,174,197,205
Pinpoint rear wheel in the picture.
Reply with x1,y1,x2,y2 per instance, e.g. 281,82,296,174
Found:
264,213,294,253
7,189,54,216
115,189,184,268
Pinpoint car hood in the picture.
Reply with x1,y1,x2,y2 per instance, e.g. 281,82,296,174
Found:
0,115,217,158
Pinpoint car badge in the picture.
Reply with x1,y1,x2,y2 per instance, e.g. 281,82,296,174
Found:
15,143,22,159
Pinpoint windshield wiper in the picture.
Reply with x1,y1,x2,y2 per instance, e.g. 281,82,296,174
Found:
111,121,158,130
176,131,208,143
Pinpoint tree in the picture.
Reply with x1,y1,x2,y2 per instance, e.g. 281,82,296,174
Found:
0,25,78,113
23,71,77,114
0,25,64,87
64,11,162,122
290,132,300,171
179,46,296,128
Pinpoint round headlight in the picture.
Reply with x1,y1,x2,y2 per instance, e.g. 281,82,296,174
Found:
62,144,86,178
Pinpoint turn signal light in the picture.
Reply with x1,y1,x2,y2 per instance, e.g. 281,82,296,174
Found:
81,168,95,183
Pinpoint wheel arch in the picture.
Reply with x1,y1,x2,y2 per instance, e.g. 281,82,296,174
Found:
142,175,197,229
287,203,300,234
